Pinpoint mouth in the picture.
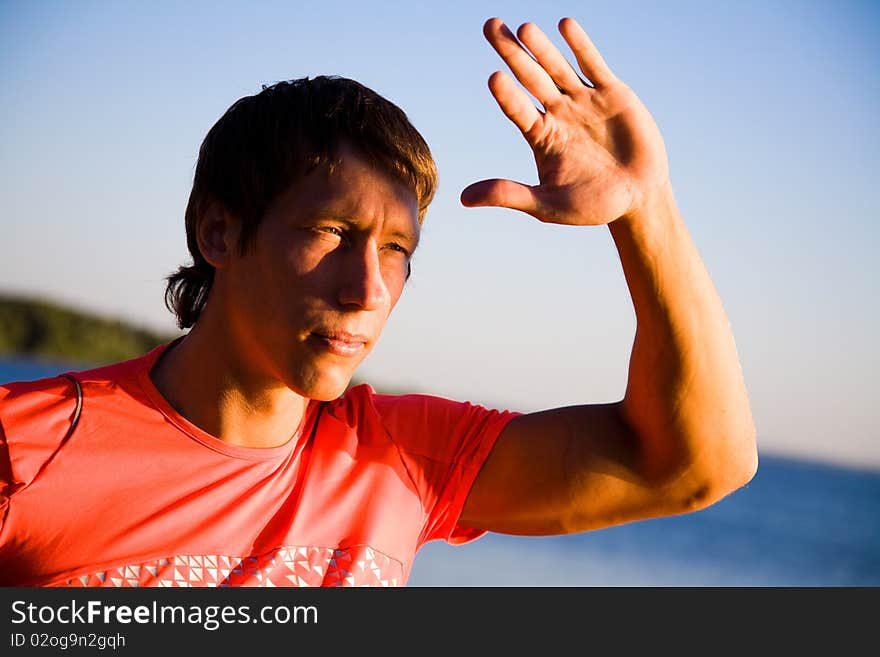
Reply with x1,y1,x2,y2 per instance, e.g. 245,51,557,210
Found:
308,330,369,357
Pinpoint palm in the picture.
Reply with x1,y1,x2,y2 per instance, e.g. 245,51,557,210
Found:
462,18,670,226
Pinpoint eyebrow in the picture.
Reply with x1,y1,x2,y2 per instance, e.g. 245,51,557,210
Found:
389,228,420,249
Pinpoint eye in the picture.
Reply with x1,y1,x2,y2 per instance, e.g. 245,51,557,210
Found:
311,225,347,244
385,242,411,257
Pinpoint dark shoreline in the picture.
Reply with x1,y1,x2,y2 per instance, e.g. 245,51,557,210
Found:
0,292,179,364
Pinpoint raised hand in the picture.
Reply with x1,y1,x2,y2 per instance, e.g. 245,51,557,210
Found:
461,17,671,226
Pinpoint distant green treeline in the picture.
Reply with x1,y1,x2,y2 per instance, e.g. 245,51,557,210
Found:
0,293,180,365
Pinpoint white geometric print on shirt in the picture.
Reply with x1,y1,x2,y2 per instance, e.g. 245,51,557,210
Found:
59,545,403,587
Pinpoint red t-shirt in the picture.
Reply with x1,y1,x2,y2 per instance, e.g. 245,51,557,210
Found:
0,342,519,587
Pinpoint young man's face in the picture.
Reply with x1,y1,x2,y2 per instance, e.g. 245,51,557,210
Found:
219,145,421,401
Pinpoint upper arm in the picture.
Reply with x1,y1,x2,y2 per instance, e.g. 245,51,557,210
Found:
458,402,707,535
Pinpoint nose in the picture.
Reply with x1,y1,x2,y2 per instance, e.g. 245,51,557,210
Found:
336,239,388,311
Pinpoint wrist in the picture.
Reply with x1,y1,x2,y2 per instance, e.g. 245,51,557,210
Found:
609,182,679,241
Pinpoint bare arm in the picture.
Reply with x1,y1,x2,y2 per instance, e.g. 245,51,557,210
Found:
458,18,757,535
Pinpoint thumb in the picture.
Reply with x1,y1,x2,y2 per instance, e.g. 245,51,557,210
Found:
460,179,540,215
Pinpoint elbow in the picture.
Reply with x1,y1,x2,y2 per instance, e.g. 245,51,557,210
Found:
678,428,759,513
729,421,760,490
738,438,760,488
683,459,757,513
721,405,760,491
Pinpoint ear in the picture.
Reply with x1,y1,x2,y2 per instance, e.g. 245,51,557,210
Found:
196,201,241,269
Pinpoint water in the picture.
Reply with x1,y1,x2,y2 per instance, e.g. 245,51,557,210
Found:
3,357,878,586
411,455,880,586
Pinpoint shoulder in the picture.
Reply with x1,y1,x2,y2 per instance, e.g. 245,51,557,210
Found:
1,374,79,430
0,345,166,483
71,342,171,389
325,383,484,430
1,349,151,414
326,382,464,418
1,340,173,398
324,383,520,462
1,373,80,490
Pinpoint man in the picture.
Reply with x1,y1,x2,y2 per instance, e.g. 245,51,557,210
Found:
0,18,756,587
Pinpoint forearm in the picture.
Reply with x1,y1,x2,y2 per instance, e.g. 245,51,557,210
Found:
608,184,757,501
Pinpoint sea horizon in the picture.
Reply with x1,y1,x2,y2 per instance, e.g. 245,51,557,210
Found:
1,353,877,475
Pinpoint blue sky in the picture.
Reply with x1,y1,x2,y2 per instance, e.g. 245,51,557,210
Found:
1,0,878,469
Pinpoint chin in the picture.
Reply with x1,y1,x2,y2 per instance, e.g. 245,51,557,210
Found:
289,368,353,402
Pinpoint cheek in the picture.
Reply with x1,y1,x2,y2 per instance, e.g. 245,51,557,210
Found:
281,238,326,274
381,263,408,302
256,242,329,299
380,252,410,282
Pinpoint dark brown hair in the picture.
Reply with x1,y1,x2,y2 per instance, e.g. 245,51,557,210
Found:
164,76,438,329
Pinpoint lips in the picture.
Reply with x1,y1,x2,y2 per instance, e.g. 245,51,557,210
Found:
309,330,368,357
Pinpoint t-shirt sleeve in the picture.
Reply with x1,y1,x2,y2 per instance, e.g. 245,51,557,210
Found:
0,403,13,531
0,376,80,531
366,387,521,547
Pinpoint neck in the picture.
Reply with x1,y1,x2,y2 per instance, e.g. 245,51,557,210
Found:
150,318,309,449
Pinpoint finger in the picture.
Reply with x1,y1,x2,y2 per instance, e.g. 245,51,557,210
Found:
558,17,616,87
516,22,584,94
488,71,542,136
483,17,560,107
461,178,540,216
